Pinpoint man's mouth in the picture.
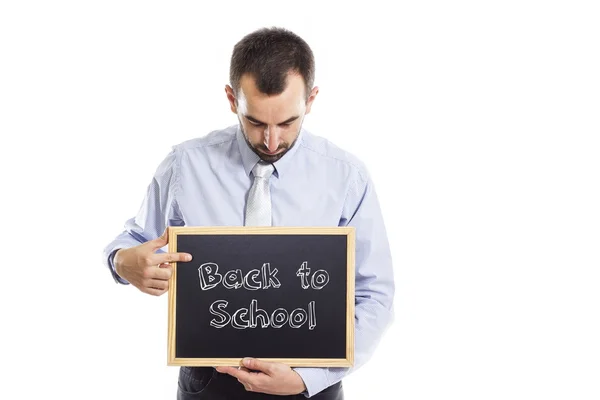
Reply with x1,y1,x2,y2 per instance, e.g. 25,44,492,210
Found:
260,148,284,155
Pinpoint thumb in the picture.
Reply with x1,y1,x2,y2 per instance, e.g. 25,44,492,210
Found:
149,228,169,250
242,358,272,375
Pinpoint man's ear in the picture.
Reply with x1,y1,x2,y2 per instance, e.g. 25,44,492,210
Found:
225,85,237,114
305,86,319,115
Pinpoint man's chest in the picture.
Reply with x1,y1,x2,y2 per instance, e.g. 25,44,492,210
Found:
176,170,350,227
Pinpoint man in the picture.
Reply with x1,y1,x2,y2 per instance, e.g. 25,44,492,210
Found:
102,27,394,399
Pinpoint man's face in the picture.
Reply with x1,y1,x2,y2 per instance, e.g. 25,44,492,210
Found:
226,73,318,163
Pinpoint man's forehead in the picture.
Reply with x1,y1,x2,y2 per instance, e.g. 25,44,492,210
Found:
237,85,306,118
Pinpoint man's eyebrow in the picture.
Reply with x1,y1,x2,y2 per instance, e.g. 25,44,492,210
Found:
245,115,300,125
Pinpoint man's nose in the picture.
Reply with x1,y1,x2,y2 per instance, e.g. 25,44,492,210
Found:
264,126,281,151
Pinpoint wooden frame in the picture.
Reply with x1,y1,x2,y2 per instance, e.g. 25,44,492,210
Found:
167,226,355,367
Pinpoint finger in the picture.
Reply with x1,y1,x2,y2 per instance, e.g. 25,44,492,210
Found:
141,286,167,296
148,279,169,290
153,252,192,265
148,228,169,250
242,358,273,375
215,366,240,375
215,366,255,383
236,368,254,391
143,266,172,281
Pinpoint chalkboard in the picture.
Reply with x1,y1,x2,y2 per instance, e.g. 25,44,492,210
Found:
167,226,355,367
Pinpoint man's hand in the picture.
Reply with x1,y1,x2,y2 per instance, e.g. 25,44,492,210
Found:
114,229,192,296
216,358,306,395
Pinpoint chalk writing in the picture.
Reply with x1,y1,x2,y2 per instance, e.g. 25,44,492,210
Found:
200,262,327,330
209,299,317,330
296,262,330,290
198,262,281,291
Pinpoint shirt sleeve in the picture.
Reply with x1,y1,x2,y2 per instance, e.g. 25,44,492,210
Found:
101,147,184,284
294,164,395,397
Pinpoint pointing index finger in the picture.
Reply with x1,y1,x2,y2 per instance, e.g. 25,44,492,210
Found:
154,252,192,264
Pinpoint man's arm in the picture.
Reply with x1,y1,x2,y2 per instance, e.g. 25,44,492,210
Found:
294,164,395,397
101,147,184,284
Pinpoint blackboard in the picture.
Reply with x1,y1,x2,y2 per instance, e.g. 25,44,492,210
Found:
167,226,355,367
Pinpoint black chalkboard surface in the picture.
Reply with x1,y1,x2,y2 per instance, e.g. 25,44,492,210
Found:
167,226,355,367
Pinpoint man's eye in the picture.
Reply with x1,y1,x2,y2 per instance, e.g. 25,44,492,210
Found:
249,121,263,127
279,122,293,127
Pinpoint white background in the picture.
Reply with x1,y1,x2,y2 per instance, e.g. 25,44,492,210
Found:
1,1,599,399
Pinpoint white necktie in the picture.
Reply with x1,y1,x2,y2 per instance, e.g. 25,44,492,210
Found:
245,161,275,226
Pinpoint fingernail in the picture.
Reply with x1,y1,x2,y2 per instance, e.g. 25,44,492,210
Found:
185,255,192,261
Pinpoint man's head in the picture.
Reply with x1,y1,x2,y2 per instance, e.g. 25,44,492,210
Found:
225,27,319,163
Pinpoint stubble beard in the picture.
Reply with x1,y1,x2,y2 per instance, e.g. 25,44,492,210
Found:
239,122,302,164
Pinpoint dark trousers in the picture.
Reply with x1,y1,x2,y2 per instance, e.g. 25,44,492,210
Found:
177,367,343,400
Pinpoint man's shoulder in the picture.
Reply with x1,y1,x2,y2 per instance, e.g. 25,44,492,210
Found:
172,125,237,153
300,129,368,179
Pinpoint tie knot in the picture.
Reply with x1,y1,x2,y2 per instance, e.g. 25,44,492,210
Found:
252,161,275,179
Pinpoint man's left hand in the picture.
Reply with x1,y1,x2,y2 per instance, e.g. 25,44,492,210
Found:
215,358,306,395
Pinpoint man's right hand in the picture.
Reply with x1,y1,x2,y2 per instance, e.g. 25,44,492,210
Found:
114,229,192,296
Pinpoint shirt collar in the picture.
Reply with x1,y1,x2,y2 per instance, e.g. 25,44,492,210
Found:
235,124,305,179
236,125,261,177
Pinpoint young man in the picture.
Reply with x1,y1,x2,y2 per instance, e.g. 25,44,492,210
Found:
102,27,395,399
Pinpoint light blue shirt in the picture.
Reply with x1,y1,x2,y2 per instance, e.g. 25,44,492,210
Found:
102,124,395,397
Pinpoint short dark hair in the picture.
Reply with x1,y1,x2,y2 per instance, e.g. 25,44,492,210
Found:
229,27,315,100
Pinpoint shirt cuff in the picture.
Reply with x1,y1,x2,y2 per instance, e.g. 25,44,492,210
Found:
108,249,130,285
293,367,329,398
